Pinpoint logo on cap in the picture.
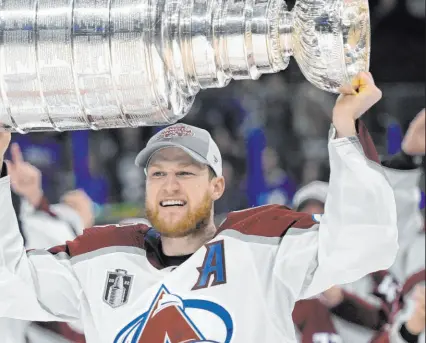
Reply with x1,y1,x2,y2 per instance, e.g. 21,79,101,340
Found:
156,125,194,141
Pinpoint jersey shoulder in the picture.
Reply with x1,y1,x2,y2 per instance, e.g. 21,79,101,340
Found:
48,223,151,258
217,204,319,238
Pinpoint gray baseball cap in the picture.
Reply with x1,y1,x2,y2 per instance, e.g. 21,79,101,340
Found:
135,123,222,177
292,181,329,210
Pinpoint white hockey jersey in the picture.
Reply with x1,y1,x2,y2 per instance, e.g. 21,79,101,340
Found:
19,197,85,250
0,127,399,343
323,165,425,343
387,233,425,343
384,166,424,283
0,317,30,343
368,163,425,343
1,197,86,343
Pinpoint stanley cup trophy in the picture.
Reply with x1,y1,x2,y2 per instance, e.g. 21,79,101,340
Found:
0,0,370,132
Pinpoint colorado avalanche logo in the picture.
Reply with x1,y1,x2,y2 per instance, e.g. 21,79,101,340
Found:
156,125,194,140
114,285,234,343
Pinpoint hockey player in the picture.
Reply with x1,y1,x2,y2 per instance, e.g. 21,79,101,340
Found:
292,181,400,343
372,109,425,343
0,72,399,342
370,235,425,343
12,144,94,250
293,109,425,343
1,144,91,343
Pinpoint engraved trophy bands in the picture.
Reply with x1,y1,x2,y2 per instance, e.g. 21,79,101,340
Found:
0,0,370,132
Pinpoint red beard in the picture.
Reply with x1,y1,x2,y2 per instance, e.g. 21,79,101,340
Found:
146,192,212,238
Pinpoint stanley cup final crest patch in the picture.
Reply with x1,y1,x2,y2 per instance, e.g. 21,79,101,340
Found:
103,269,134,308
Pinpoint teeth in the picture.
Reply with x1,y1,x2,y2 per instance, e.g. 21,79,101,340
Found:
161,200,185,207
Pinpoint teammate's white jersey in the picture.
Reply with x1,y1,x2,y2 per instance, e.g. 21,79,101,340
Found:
0,317,30,343
6,195,88,343
0,126,399,343
1,198,84,343
20,197,85,250
383,165,424,283
323,165,425,343
376,164,425,343
387,233,425,343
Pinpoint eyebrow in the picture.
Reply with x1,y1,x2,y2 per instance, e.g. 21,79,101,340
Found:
148,161,204,169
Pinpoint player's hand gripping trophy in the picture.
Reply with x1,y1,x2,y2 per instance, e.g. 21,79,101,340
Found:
0,0,370,132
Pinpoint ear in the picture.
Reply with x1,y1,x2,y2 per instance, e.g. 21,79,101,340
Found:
211,176,225,201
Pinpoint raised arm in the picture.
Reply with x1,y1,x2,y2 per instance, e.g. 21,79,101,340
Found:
273,72,398,299
0,133,82,321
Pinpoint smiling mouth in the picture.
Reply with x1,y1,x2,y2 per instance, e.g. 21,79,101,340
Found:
160,200,187,207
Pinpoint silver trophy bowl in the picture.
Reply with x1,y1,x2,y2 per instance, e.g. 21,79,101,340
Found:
0,0,370,132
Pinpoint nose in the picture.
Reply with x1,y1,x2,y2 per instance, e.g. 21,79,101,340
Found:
162,173,180,194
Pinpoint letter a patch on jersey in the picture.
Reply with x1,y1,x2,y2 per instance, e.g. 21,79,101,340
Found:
192,240,227,290
103,269,133,308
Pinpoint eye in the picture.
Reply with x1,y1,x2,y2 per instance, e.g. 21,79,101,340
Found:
151,171,166,177
176,171,195,177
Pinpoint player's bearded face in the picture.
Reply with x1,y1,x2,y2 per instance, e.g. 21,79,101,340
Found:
145,191,213,238
144,148,220,238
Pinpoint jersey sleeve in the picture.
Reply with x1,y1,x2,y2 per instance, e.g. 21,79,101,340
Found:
274,124,398,300
0,174,82,322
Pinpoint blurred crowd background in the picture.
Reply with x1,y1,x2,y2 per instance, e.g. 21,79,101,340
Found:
6,0,425,223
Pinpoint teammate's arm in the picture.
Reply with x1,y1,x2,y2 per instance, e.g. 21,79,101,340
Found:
8,143,89,248
322,287,387,330
0,133,82,321
372,279,425,343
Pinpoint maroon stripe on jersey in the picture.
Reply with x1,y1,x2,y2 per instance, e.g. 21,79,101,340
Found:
357,120,380,164
331,289,388,330
402,269,426,295
48,244,68,255
217,205,317,238
66,224,150,258
56,322,86,343
35,322,86,343
293,298,339,343
36,196,58,218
